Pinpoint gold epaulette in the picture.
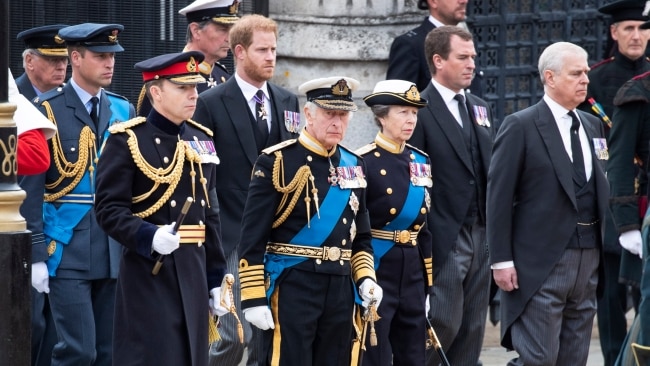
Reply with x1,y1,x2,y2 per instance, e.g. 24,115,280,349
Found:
108,117,147,134
239,259,267,301
354,143,376,156
406,143,429,158
262,139,297,155
186,118,214,137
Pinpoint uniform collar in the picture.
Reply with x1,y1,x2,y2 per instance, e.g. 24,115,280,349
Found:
375,132,405,154
298,128,337,157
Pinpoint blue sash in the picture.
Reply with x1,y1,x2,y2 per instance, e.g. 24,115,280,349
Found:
44,96,131,276
265,149,356,299
372,149,427,270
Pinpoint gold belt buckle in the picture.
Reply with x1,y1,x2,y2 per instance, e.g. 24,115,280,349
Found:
324,246,341,261
397,230,411,244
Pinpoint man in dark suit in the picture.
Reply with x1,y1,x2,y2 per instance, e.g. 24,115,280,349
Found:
408,25,494,366
192,14,300,366
386,0,482,96
487,41,607,366
31,23,135,366
14,24,68,366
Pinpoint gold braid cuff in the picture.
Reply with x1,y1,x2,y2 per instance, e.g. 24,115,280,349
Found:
42,101,97,202
351,251,376,283
239,259,266,301
425,257,433,286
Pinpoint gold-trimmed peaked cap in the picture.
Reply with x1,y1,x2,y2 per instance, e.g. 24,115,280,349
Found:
135,51,207,85
58,23,124,53
16,24,69,57
364,79,427,108
179,0,240,24
299,76,360,112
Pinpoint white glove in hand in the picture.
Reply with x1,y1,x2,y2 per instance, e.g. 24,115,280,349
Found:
425,294,431,315
31,261,49,293
359,278,383,309
209,287,230,317
619,230,642,258
244,306,275,330
152,223,180,255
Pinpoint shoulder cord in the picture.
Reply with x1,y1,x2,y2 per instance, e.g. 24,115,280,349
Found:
271,151,318,228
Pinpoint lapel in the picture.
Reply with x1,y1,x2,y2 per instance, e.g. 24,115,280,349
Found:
533,100,577,208
267,84,294,141
422,84,473,172
466,94,493,174
96,90,113,136
578,110,609,219
221,78,259,166
64,83,96,132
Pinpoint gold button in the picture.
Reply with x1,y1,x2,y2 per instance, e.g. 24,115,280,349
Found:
340,260,344,265
201,200,206,207
155,138,161,144
163,157,169,164
410,153,415,160
380,169,387,176
343,218,347,224
390,208,397,215
386,188,393,194
70,147,76,152
307,155,313,162
421,208,427,214
316,259,322,265
374,152,380,157
342,239,347,246
170,200,177,207
414,224,421,230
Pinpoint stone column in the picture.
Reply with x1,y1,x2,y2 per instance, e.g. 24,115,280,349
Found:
270,0,425,149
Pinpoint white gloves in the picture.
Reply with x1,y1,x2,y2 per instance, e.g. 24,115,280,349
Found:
209,287,230,317
359,278,383,308
243,306,275,330
31,261,49,293
152,223,180,255
619,230,643,259
425,294,430,315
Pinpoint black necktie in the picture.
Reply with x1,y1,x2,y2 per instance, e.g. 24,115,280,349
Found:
90,96,99,126
568,111,586,184
255,90,268,141
454,94,471,140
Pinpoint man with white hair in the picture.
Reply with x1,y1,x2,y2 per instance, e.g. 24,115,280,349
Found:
487,42,607,366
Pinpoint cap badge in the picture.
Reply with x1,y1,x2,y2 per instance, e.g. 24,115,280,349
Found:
644,1,650,17
405,85,420,102
229,0,240,15
331,79,350,96
187,57,198,73
54,35,65,44
108,30,118,43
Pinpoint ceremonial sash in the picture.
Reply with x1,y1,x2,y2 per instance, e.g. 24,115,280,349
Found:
265,148,356,299
44,95,130,275
371,149,427,269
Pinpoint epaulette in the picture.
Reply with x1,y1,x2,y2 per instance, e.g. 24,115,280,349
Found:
214,62,229,73
186,119,213,137
613,75,650,106
33,87,64,104
105,90,129,101
590,57,614,70
339,144,363,159
354,143,376,156
262,139,297,155
108,117,147,134
406,143,429,158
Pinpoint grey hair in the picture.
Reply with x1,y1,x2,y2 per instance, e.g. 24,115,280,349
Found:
185,20,212,43
370,104,391,129
538,42,588,85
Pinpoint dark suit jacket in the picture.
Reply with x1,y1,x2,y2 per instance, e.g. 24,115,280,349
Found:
386,17,483,96
408,83,494,269
192,77,300,255
486,100,608,349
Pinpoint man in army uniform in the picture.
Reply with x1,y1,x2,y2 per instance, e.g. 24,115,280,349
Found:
578,2,650,364
94,51,229,366
238,76,383,366
31,23,135,365
14,24,67,366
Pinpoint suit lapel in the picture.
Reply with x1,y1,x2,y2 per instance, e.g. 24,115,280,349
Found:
423,85,473,172
97,90,112,136
222,78,259,166
578,110,609,219
267,85,292,141
466,95,493,175
64,84,95,132
534,101,576,208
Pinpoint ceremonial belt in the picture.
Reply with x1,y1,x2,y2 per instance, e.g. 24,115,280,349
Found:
53,193,94,204
157,224,205,244
371,229,418,246
266,242,351,262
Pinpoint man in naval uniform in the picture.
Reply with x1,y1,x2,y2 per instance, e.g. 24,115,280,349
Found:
238,76,383,366
31,23,135,366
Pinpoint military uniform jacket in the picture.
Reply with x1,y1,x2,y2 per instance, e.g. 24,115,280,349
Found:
193,77,300,256
238,132,376,309
33,82,135,279
357,136,433,293
94,110,226,366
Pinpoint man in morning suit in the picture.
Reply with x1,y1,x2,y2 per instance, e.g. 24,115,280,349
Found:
386,0,482,96
192,14,300,366
407,25,495,366
32,23,135,365
487,41,607,366
14,24,68,366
